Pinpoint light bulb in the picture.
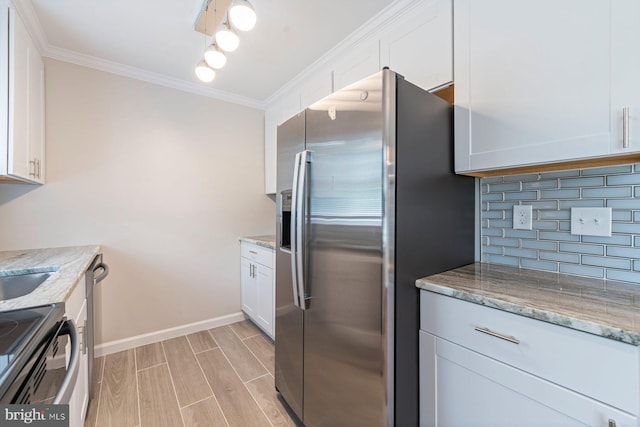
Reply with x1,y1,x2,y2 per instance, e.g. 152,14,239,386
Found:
195,60,215,82
204,43,227,69
229,0,256,32
215,22,239,52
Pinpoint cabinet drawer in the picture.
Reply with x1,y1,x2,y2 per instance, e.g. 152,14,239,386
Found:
241,242,273,268
421,331,638,427
420,290,639,414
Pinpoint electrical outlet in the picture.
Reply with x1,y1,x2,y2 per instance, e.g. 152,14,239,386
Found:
513,205,532,230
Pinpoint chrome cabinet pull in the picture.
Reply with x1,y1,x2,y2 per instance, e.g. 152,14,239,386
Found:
474,326,520,345
79,320,87,355
623,107,630,148
37,159,41,179
29,159,36,177
249,250,258,255
609,419,616,427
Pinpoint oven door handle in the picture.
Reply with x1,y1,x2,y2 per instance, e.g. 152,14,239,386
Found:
53,319,80,405
93,262,109,284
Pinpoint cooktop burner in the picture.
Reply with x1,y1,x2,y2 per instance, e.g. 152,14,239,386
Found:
0,306,54,377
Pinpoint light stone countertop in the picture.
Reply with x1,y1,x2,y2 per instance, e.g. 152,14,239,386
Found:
416,262,640,346
0,246,101,312
240,235,276,250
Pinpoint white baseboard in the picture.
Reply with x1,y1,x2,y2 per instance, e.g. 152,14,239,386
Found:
94,311,246,357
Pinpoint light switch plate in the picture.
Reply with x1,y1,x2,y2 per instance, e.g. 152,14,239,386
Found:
570,207,612,236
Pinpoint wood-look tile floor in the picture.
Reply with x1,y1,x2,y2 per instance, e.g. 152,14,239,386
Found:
84,320,300,427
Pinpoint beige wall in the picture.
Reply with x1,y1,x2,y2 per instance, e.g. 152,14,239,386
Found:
0,59,275,344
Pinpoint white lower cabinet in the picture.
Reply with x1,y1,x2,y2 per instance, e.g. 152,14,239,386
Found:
65,279,88,427
419,291,639,426
240,242,274,338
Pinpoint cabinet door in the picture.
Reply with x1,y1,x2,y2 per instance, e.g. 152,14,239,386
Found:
300,72,333,111
65,279,88,427
7,7,33,180
610,0,640,154
255,263,274,338
241,257,257,316
419,331,637,427
7,6,45,183
69,300,88,427
0,6,8,175
380,0,452,91
333,40,380,92
454,0,619,173
27,41,45,183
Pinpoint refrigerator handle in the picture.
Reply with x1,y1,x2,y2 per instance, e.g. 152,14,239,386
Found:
290,151,303,308
291,150,311,310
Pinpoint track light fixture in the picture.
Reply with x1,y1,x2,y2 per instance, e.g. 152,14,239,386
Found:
229,0,257,32
204,43,227,69
195,60,216,82
215,17,240,52
194,0,256,83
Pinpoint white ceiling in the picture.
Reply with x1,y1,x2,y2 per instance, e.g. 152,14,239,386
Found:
28,0,395,106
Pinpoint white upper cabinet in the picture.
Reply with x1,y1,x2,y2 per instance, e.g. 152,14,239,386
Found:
610,0,640,155
380,0,452,91
0,3,45,184
333,39,380,92
454,0,640,174
300,72,333,111
264,0,454,194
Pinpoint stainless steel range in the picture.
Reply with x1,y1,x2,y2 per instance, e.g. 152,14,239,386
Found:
0,304,79,405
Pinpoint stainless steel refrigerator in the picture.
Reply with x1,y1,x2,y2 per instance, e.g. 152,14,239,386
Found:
275,69,474,427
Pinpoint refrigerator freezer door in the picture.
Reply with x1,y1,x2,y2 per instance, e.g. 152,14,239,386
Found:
275,112,305,420
302,72,385,427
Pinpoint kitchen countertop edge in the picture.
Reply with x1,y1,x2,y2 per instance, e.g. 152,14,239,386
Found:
240,235,276,250
416,264,640,346
0,245,101,312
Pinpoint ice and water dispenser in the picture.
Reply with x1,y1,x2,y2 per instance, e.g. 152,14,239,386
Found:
280,190,292,250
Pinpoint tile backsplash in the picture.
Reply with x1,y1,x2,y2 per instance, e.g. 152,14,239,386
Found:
480,164,640,284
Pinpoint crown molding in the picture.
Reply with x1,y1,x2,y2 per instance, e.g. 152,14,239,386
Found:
14,0,266,110
13,0,421,111
11,0,48,53
44,45,266,109
263,0,424,107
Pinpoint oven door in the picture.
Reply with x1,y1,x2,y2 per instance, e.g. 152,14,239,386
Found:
2,318,80,405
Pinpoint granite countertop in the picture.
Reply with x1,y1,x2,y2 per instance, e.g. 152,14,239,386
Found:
0,246,101,312
240,235,276,250
416,262,640,346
